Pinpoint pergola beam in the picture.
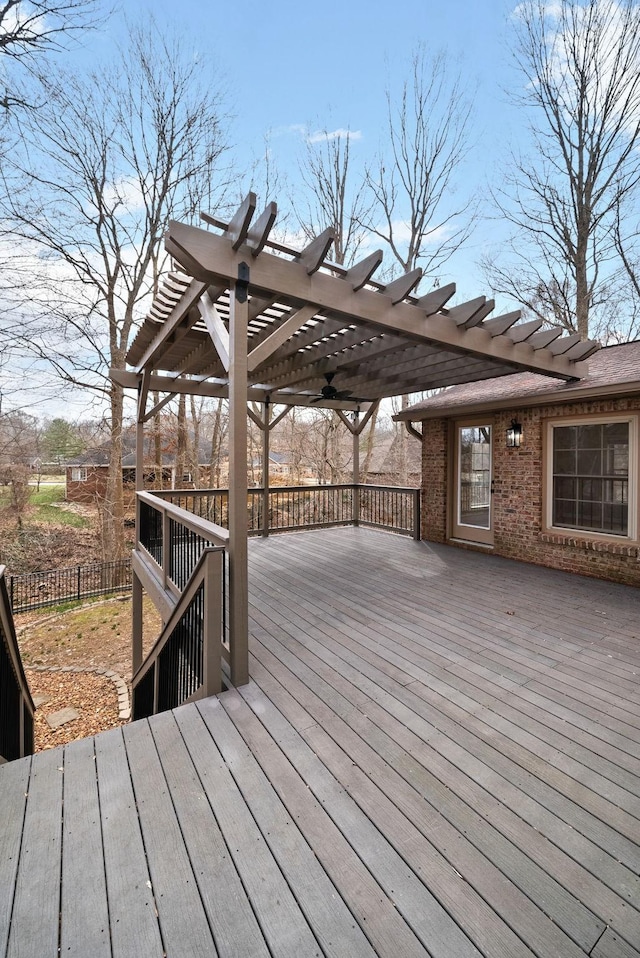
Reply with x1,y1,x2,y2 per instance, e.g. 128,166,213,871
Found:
166,222,588,381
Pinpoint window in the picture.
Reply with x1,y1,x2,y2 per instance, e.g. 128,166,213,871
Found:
71,467,87,482
548,417,635,538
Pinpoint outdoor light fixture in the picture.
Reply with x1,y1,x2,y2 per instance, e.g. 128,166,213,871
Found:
506,418,523,448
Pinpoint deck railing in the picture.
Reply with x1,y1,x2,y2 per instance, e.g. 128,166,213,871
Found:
132,492,229,718
155,483,421,540
0,566,35,762
131,547,226,720
137,491,229,597
132,484,418,717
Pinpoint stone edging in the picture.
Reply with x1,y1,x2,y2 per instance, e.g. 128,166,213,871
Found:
25,664,131,722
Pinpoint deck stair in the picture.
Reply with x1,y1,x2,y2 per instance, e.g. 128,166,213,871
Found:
0,566,35,762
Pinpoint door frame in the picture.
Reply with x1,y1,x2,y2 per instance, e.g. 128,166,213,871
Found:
450,418,494,546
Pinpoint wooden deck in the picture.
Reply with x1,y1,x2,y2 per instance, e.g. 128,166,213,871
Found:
2,528,640,958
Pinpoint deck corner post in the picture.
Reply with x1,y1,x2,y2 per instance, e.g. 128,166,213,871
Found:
262,398,270,537
413,488,421,541
228,268,250,686
352,411,360,527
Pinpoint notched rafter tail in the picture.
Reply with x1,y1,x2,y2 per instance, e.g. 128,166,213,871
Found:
417,282,456,315
247,202,278,257
345,250,384,291
382,268,423,304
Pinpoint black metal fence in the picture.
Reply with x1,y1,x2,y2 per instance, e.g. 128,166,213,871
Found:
8,559,132,614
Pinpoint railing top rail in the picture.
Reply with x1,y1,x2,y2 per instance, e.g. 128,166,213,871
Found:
138,491,230,547
158,482,420,496
0,567,36,716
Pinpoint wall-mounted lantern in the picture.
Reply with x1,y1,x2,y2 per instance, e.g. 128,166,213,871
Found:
506,418,523,448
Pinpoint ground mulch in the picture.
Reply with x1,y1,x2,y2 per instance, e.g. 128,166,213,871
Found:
28,669,124,752
16,596,161,752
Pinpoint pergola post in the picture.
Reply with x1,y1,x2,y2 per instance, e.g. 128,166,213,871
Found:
228,264,250,686
262,399,270,537
352,410,360,527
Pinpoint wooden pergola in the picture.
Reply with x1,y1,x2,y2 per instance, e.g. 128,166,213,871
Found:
112,193,599,688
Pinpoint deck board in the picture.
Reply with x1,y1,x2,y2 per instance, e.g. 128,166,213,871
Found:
174,699,323,957
60,736,111,957
95,727,164,958
1,528,639,956
7,748,62,958
0,757,30,957
122,720,218,958
148,709,271,958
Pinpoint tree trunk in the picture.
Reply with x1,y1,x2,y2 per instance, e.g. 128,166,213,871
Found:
105,382,126,559
176,394,187,486
189,395,201,488
361,405,379,484
397,395,409,485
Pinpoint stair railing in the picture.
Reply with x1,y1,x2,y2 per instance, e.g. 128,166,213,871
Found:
0,566,35,762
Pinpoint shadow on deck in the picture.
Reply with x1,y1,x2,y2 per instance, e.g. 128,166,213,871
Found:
1,527,639,957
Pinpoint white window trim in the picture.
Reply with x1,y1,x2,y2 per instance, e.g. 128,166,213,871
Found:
545,413,638,542
71,467,88,482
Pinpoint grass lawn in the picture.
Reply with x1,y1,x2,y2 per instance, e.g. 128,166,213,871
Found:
0,482,89,528
17,595,161,679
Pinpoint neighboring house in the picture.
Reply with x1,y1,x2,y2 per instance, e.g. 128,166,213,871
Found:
66,450,175,503
396,341,640,586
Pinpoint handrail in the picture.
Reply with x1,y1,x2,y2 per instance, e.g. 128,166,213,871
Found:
0,566,35,761
137,490,229,599
137,490,229,547
131,547,225,719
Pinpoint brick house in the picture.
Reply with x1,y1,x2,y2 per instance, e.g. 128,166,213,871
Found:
396,341,640,586
65,451,175,503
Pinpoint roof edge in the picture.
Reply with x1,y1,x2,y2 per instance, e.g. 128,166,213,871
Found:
394,377,640,422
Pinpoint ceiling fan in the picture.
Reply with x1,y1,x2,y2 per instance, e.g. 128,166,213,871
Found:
311,372,358,404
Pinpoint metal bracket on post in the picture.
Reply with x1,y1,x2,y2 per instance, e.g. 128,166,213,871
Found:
236,262,249,303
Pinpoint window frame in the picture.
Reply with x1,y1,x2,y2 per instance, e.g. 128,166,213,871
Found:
70,467,88,482
544,413,638,542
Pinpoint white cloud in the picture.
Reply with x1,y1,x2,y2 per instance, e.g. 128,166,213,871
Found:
385,219,453,248
306,128,363,144
277,124,363,144
103,176,147,213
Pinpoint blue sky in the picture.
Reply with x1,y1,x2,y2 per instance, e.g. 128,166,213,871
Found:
100,0,522,299
3,0,528,419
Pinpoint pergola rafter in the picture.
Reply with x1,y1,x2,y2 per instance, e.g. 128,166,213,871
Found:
119,195,598,411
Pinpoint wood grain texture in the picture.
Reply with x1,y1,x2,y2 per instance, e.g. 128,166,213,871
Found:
2,528,639,957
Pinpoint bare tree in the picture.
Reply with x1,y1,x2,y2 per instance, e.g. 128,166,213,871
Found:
367,46,475,279
207,399,228,488
483,0,640,341
0,0,105,106
295,129,372,267
365,47,476,481
0,21,230,555
613,203,640,340
0,409,40,524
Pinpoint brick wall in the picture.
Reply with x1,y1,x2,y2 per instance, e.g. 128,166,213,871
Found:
420,397,640,586
65,466,108,504
421,419,448,542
